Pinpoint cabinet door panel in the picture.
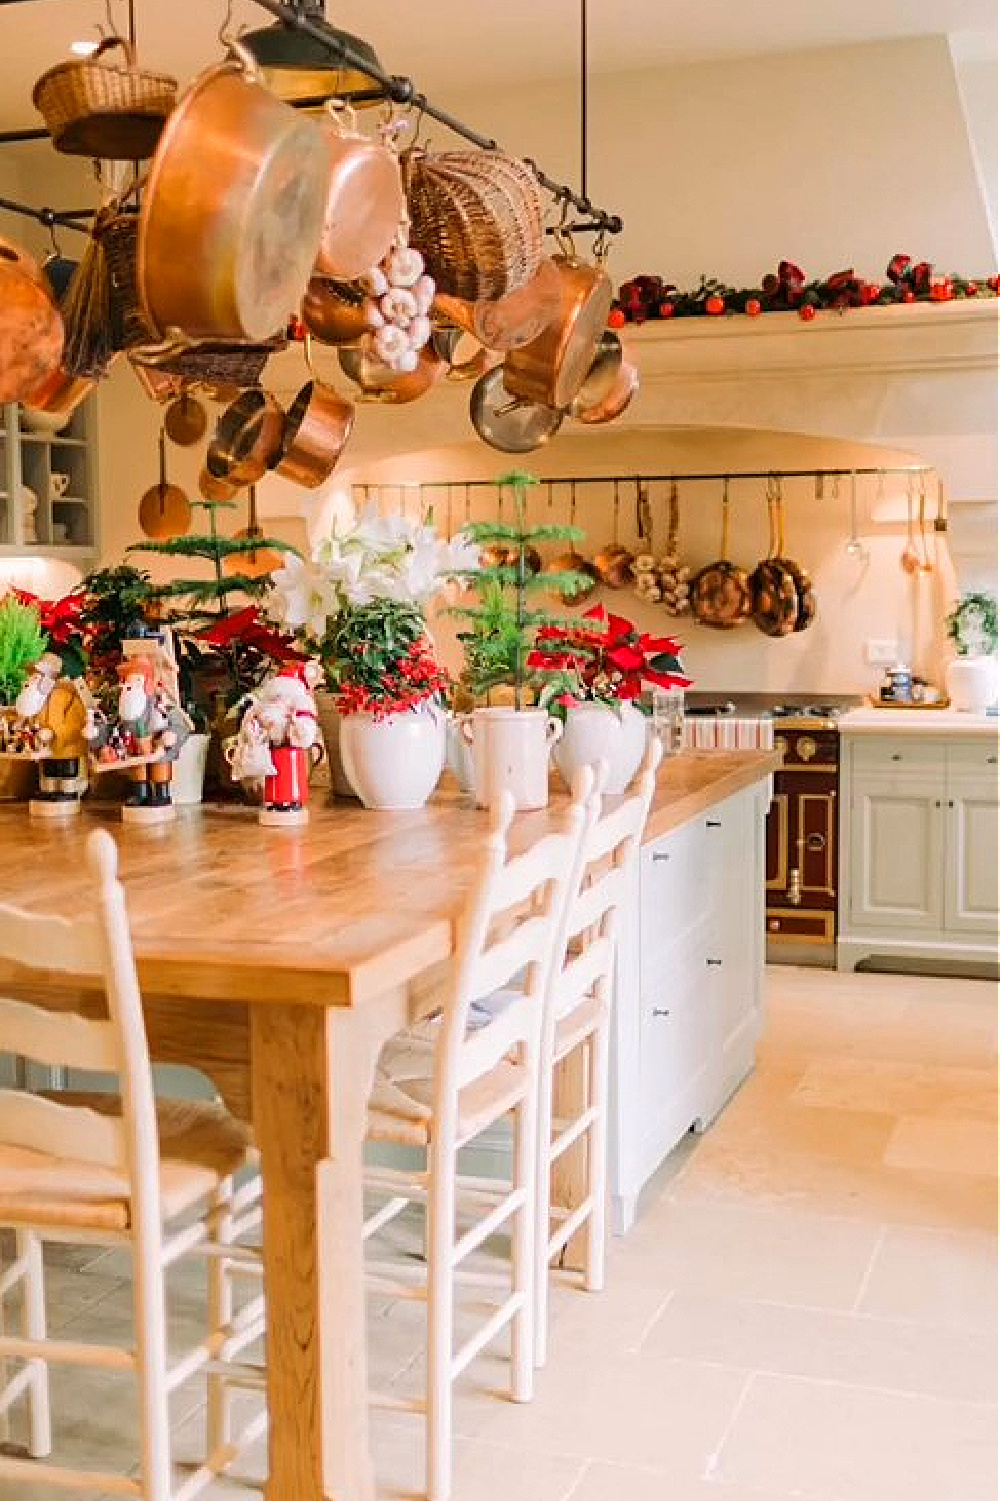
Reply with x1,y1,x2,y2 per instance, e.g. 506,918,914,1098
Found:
639,936,713,1113
640,820,710,975
945,788,1000,934
849,781,943,928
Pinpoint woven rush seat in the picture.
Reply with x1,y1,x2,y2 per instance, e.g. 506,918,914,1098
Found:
369,1026,528,1149
0,1094,254,1232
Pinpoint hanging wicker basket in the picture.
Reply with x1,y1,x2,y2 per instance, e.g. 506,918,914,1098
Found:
98,206,155,351
32,36,177,159
401,148,544,303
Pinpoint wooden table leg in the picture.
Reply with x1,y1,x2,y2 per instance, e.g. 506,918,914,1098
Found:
551,1046,590,1273
251,999,395,1501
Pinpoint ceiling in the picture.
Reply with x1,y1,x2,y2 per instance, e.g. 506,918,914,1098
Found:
0,0,994,132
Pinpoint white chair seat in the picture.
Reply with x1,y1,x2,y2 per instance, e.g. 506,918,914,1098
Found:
0,1094,255,1232
369,1041,529,1149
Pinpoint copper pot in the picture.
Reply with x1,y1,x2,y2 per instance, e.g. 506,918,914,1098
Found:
199,467,241,503
430,324,492,383
574,359,639,425
206,389,285,486
312,103,404,282
163,390,208,446
275,379,355,489
568,330,623,415
502,252,613,410
337,343,445,404
543,550,600,605
138,50,329,342
0,236,64,404
23,365,94,420
469,365,562,453
434,257,561,353
301,277,370,345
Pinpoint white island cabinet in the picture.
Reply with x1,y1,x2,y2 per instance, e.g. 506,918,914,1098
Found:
837,711,1000,973
609,774,772,1233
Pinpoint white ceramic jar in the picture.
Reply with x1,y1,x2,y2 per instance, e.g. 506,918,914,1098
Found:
459,706,562,810
552,702,648,794
339,706,446,810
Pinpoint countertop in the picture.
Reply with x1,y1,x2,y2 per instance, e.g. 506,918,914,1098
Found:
638,749,780,842
839,707,1000,737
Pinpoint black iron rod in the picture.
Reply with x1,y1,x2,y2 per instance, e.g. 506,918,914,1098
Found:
580,0,588,204
0,194,93,232
246,0,623,233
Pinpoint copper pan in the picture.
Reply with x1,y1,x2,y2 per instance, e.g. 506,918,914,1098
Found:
276,343,356,488
574,359,639,425
469,365,562,453
23,365,95,420
502,251,613,410
434,257,561,353
0,235,64,404
199,467,242,503
337,343,445,404
430,324,492,383
206,389,285,486
568,330,622,415
138,47,328,342
301,277,370,345
312,102,403,282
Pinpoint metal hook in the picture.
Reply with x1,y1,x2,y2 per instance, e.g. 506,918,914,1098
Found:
815,472,824,501
218,0,236,49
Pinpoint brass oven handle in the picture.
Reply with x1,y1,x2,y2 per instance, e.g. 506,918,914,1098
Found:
788,869,802,905
805,833,826,852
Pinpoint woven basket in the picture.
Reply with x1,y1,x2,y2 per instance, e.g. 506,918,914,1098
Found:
402,148,544,302
98,208,155,351
33,36,177,159
128,334,287,390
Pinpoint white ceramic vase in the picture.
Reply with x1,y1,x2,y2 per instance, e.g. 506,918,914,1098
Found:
945,656,998,714
339,706,446,810
553,702,649,794
170,733,209,805
460,707,562,810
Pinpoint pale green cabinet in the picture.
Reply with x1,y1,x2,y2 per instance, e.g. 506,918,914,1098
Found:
839,733,999,971
0,401,99,561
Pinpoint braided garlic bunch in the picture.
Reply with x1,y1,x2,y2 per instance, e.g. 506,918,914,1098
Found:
361,235,435,373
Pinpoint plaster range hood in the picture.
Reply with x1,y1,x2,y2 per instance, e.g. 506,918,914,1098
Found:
624,298,998,571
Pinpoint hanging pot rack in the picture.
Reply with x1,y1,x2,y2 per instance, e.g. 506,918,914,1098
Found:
0,0,624,240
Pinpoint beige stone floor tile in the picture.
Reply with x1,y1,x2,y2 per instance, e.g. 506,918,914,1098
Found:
857,1223,999,1330
471,1350,748,1474
711,1370,998,1501
609,1196,882,1309
544,1273,672,1355
793,1055,999,1121
639,1289,997,1403
565,1460,799,1501
883,1114,999,1177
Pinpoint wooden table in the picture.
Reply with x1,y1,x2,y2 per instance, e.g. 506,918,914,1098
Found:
0,751,777,1501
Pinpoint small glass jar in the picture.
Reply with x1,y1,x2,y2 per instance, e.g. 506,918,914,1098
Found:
651,686,686,755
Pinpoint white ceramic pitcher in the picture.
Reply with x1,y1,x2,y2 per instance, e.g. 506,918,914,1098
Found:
459,707,562,810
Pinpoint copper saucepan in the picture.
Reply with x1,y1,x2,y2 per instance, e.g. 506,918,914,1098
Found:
312,102,404,282
502,249,613,410
276,340,356,488
206,389,285,486
568,330,622,415
433,256,562,353
430,324,492,383
23,365,95,420
469,365,562,453
0,235,64,404
138,46,329,342
301,277,370,346
574,359,639,425
337,343,445,404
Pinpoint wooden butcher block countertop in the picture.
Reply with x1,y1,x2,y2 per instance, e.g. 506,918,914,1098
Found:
0,749,778,1009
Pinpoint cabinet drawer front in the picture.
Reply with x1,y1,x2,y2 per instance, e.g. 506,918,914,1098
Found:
640,821,711,961
639,943,714,1104
851,739,943,773
946,741,1000,779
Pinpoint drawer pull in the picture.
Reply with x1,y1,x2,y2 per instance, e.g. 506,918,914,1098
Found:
890,753,903,762
652,1006,671,1017
934,799,942,809
706,957,723,967
947,799,955,809
651,852,670,863
988,756,997,765
705,819,722,829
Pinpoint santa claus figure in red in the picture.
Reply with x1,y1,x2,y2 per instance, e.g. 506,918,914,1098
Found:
231,660,324,825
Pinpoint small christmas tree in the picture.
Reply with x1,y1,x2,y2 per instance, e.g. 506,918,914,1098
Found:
450,470,589,710
128,497,299,709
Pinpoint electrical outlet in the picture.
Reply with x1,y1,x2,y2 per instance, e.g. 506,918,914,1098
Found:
866,638,898,666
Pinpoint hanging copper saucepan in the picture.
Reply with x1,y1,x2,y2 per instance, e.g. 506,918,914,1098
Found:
275,338,356,488
430,324,492,383
312,102,404,282
206,388,285,486
301,277,370,346
23,365,95,421
574,359,639,425
568,330,622,415
593,479,635,588
433,257,562,353
0,235,64,404
163,390,208,446
222,486,284,578
337,342,445,404
139,426,191,540
199,467,242,503
138,44,329,343
769,476,816,632
543,480,600,604
690,478,752,630
750,477,800,638
502,247,613,411
469,365,562,453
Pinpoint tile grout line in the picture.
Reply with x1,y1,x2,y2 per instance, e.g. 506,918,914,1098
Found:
702,1368,757,1481
850,1222,889,1314
631,1288,677,1353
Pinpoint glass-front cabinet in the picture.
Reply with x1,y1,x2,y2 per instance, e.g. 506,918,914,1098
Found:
0,400,98,560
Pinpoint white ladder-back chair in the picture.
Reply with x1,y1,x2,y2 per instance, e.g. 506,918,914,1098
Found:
534,739,662,1368
363,779,591,1501
0,828,264,1501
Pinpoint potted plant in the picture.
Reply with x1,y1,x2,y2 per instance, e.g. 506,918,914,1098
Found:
268,505,473,808
0,592,48,800
532,604,691,793
449,470,589,809
944,592,998,713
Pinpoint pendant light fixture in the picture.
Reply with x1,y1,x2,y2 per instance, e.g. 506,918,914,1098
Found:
242,0,386,106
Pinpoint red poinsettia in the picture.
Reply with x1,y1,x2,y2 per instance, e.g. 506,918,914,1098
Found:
197,605,304,663
530,604,691,711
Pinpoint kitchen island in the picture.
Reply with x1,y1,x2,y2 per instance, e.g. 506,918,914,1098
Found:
0,747,778,1501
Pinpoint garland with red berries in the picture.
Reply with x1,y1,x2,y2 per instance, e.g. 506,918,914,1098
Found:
608,255,999,326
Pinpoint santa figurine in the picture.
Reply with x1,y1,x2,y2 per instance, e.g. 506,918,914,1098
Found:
12,650,94,818
231,660,323,826
87,650,193,823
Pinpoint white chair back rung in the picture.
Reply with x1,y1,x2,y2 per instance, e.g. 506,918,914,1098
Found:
0,1089,128,1169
